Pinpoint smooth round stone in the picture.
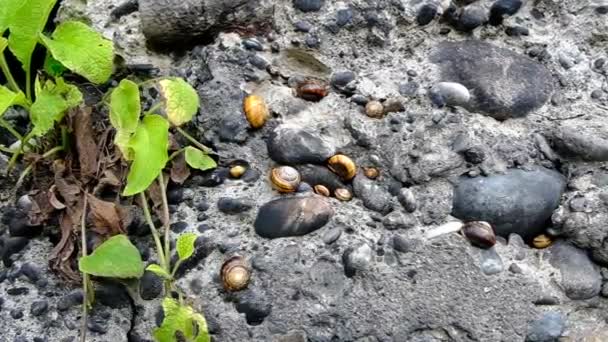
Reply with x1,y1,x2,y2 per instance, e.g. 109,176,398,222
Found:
430,82,471,107
267,127,336,165
452,168,566,238
457,6,487,32
294,20,313,32
293,0,323,12
217,197,254,214
417,4,438,26
490,0,523,26
430,41,553,120
30,300,48,316
322,227,342,244
480,248,503,275
139,270,163,300
331,71,356,88
397,188,417,213
296,164,346,193
553,119,608,161
525,312,565,342
549,242,601,300
342,243,372,277
254,197,333,239
353,175,393,215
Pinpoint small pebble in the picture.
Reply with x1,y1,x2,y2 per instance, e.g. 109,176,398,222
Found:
30,300,49,316
294,20,313,32
490,0,523,26
170,221,188,233
525,312,565,342
457,6,487,32
293,0,323,12
336,8,353,26
217,197,254,214
480,248,503,275
242,38,264,51
10,308,23,319
417,4,438,26
430,82,470,107
322,228,342,244
365,101,384,118
342,244,373,277
506,25,529,36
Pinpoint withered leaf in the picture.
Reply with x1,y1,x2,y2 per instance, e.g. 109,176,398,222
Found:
48,185,67,210
49,213,81,284
72,107,99,182
87,194,126,236
53,160,84,230
28,191,56,226
170,152,190,184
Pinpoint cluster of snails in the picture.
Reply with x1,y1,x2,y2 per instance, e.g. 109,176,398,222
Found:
461,221,555,250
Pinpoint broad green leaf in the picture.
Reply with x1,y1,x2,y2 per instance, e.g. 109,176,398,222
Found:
8,0,58,72
184,146,217,171
0,85,27,116
122,115,169,196
146,264,172,280
40,21,114,84
30,77,83,136
176,233,197,261
43,52,67,77
0,0,25,34
79,235,144,278
110,79,140,132
158,78,199,127
154,297,210,342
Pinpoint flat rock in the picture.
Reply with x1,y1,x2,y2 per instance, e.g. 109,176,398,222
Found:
452,168,566,238
553,118,608,161
430,41,553,120
267,126,336,165
549,242,601,300
254,197,333,239
526,311,566,342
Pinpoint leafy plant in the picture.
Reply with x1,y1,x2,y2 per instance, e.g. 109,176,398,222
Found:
79,234,144,278
155,297,210,342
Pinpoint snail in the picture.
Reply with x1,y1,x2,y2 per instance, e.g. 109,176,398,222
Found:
296,79,328,102
243,95,269,129
533,234,552,249
335,188,352,201
270,166,301,193
363,167,379,180
462,221,496,249
230,165,247,179
220,256,251,292
314,184,331,197
328,154,357,181
365,100,384,118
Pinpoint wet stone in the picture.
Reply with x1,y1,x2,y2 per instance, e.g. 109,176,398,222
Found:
480,248,503,275
525,312,565,342
57,290,83,311
7,287,29,296
456,6,487,32
452,168,565,239
254,197,333,239
549,242,601,300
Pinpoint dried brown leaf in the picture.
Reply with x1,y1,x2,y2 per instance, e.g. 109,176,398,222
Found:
48,185,67,210
87,194,126,236
49,213,81,284
170,152,190,184
27,191,56,226
72,107,99,182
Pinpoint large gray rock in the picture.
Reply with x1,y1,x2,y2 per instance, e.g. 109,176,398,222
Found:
549,242,602,300
452,168,566,238
267,126,336,165
430,41,554,120
553,118,608,161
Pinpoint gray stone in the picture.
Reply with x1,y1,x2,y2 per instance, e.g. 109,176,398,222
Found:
254,197,333,238
525,312,565,342
342,243,373,277
549,242,601,300
554,119,608,161
452,168,566,238
431,41,553,120
480,248,504,275
430,82,471,107
267,127,336,165
382,211,416,230
353,175,393,214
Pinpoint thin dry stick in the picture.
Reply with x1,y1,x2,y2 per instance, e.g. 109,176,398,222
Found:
80,193,89,342
158,173,171,270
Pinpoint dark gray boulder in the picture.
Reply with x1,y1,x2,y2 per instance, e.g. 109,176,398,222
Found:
254,197,333,239
430,41,553,120
452,168,566,238
267,126,336,165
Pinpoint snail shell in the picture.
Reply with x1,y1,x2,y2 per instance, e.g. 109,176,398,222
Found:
221,256,251,292
270,166,301,193
243,95,269,129
314,184,331,197
230,165,247,178
462,221,496,249
335,188,352,201
363,167,379,180
533,234,552,249
365,101,384,118
328,154,357,181
296,79,328,102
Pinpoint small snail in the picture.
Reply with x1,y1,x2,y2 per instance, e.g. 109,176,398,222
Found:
314,184,331,197
365,100,384,118
221,256,251,292
230,165,247,179
270,166,301,193
335,188,352,201
296,79,328,102
462,221,496,249
243,95,269,129
363,167,379,180
328,154,357,181
533,234,552,249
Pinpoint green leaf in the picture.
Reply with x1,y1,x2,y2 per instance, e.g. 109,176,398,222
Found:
122,115,169,196
43,52,67,77
0,0,25,34
40,21,114,84
176,233,197,262
79,235,144,278
146,264,172,280
184,146,217,171
154,297,210,342
110,79,141,159
0,85,27,116
30,77,83,136
8,0,58,72
158,78,199,127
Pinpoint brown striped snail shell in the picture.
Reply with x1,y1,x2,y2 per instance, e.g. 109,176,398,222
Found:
533,234,552,249
335,188,352,201
363,167,379,180
296,79,329,102
270,166,301,193
314,184,331,197
221,256,251,292
243,95,269,129
328,154,357,181
462,221,496,249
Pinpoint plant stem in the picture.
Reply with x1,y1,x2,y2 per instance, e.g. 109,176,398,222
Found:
15,145,63,190
175,127,212,154
7,131,35,172
0,117,23,141
146,103,162,115
0,53,20,93
80,193,89,342
139,192,167,270
168,148,185,162
0,145,17,153
25,66,31,102
158,173,171,271
171,260,183,278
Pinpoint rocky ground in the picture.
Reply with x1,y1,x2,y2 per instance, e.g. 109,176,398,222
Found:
2,0,608,341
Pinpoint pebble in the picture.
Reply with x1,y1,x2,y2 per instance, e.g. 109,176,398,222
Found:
322,228,342,244
57,290,83,311
452,168,566,238
399,82,419,97
20,262,40,283
235,289,272,325
10,308,23,319
353,175,393,214
480,248,503,275
342,243,373,277
267,126,336,165
249,54,269,70
397,188,417,213
431,41,553,120
393,236,421,253
293,0,323,12
30,300,48,316
365,101,384,118
139,270,163,300
506,25,529,36
490,0,523,26
294,20,313,32
242,38,264,51
417,4,438,26
429,82,470,107
296,164,346,193
331,71,355,88
554,119,608,161
254,197,333,239
382,212,416,230
218,116,248,144
170,221,188,233
457,6,487,32
9,215,41,237
549,242,601,300
94,282,131,309
193,168,229,187
87,318,108,334
525,312,565,342
336,8,353,26
217,197,254,215
7,287,29,295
